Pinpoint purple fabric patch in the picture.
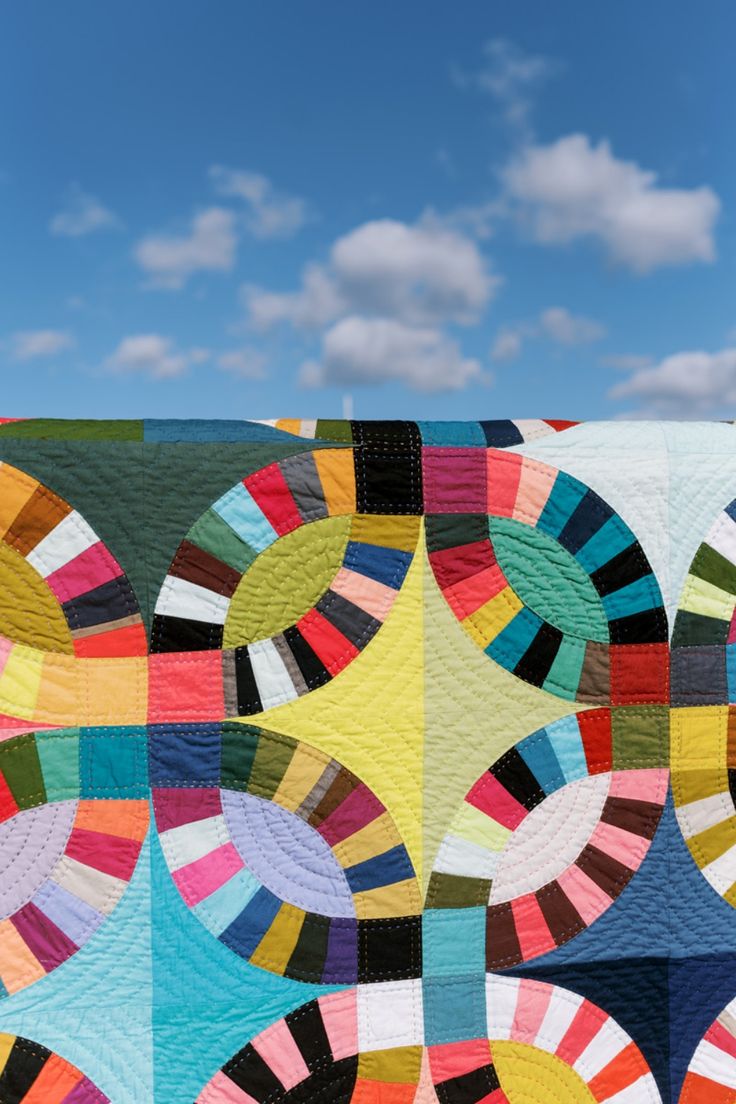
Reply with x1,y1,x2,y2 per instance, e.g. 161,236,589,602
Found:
32,877,105,946
0,799,77,919
11,900,78,969
323,917,358,983
221,789,355,918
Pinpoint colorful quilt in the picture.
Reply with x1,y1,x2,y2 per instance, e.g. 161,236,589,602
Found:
1,416,736,1103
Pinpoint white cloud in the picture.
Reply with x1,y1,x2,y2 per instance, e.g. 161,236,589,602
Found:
104,335,208,379
300,316,484,393
491,328,524,363
209,165,308,239
503,134,720,272
245,216,498,331
453,38,557,128
490,306,605,362
50,186,120,237
134,208,237,289
11,330,75,360
217,347,268,380
609,348,736,415
539,306,606,345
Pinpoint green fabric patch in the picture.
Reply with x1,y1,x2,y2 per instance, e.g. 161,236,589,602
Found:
223,515,352,647
36,730,81,801
220,724,260,791
489,516,608,642
0,734,46,808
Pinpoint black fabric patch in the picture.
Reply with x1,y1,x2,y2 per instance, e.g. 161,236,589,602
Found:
357,915,422,982
233,646,263,714
150,613,222,652
489,747,545,810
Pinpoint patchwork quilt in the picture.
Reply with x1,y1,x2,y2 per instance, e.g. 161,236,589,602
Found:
1,416,736,1103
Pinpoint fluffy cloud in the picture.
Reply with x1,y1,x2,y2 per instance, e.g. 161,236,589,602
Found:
300,316,483,393
134,208,237,289
503,134,720,272
11,330,75,360
490,306,605,362
209,166,308,239
246,217,497,331
609,348,736,415
217,347,268,380
539,307,606,345
452,38,556,128
50,186,120,237
104,335,208,379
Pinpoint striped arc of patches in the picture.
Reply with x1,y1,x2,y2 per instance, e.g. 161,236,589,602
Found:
196,990,421,1104
0,1033,109,1103
0,732,147,995
673,499,736,646
152,730,419,982
485,976,662,1103
150,453,415,713
679,994,736,1102
428,458,665,700
427,713,666,966
674,772,736,905
0,463,145,658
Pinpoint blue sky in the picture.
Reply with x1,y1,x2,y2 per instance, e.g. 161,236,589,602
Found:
2,1,734,420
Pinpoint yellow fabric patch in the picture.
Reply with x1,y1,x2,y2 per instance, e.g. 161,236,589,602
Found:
250,903,304,973
273,742,329,812
492,1041,595,1103
332,811,400,868
0,1033,14,1076
357,1046,423,1083
350,514,421,552
0,542,73,653
462,587,523,649
0,644,44,719
223,515,351,647
312,449,356,515
0,464,37,538
352,877,422,918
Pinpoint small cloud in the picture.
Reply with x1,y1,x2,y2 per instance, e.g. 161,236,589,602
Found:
609,348,736,416
209,165,308,239
300,316,484,393
538,306,606,345
11,330,75,360
490,306,604,363
134,208,237,290
50,185,120,237
217,347,268,380
503,133,720,273
452,38,558,130
104,334,207,379
490,327,524,363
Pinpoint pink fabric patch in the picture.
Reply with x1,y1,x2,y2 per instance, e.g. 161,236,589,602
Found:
514,460,555,525
317,782,384,846
487,451,522,517
148,652,225,723
557,864,612,925
608,768,667,803
173,842,244,906
423,449,487,513
330,567,395,621
556,1001,605,1065
587,820,648,869
443,563,507,619
252,1020,310,1090
244,463,301,536
511,978,553,1044
318,989,358,1059
46,541,122,603
466,773,528,831
428,1039,493,1082
511,894,556,961
706,1019,736,1060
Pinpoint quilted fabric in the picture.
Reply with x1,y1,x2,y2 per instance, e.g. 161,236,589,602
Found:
1,416,736,1103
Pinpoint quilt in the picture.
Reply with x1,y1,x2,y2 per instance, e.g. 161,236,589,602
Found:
0,416,736,1104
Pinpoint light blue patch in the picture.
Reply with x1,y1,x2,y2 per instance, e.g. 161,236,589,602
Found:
727,643,736,701
423,976,487,1046
545,715,588,784
192,868,261,936
518,731,566,795
418,421,487,446
423,907,486,976
35,729,80,801
79,727,148,798
212,482,277,553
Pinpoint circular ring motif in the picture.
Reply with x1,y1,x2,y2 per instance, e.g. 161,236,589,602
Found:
0,1032,109,1101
